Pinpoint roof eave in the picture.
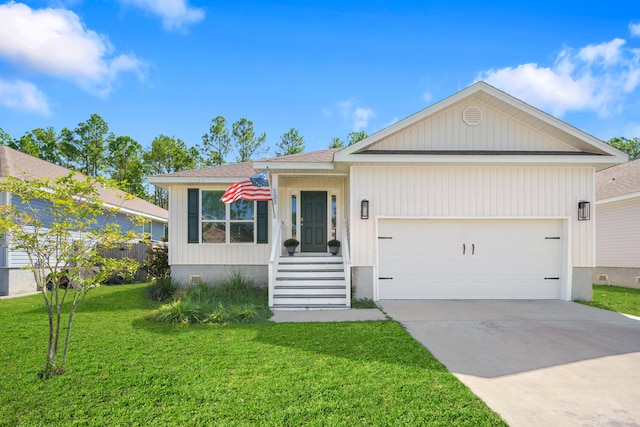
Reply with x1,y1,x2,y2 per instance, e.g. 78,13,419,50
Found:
252,161,335,170
596,191,640,205
340,153,624,167
148,176,243,188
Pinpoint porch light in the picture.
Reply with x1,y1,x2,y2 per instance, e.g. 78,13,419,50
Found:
361,199,369,220
578,201,590,221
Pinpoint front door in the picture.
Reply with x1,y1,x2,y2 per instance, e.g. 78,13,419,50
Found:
301,191,327,252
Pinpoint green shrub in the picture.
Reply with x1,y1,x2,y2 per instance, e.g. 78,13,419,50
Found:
152,298,204,324
147,276,178,301
150,271,270,324
143,244,170,281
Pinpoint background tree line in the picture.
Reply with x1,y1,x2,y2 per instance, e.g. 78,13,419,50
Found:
0,115,368,209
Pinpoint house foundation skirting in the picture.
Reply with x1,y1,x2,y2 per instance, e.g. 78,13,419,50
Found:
170,265,268,288
351,266,374,300
0,268,37,296
572,267,593,301
592,267,640,290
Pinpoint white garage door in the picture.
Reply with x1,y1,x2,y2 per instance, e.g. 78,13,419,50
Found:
378,219,563,299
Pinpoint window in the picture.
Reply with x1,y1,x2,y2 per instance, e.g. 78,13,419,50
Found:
331,194,337,240
291,195,297,240
201,190,255,243
143,221,152,238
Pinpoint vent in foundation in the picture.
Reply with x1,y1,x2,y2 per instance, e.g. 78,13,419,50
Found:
597,274,608,281
462,106,482,126
188,275,203,284
636,277,640,285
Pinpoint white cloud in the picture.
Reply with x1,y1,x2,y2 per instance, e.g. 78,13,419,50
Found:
0,2,147,98
332,99,375,130
353,107,375,130
422,91,433,103
630,22,640,37
0,79,50,115
477,36,640,118
338,99,355,118
578,38,625,65
119,0,205,31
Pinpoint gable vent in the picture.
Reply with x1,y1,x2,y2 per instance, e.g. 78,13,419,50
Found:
463,106,482,126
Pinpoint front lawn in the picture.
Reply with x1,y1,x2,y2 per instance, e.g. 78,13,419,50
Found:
0,284,504,426
580,285,640,316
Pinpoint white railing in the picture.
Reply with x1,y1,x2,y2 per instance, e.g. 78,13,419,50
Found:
267,220,283,307
342,224,351,307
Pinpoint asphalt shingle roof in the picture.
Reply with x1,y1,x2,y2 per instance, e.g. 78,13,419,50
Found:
152,148,340,179
0,146,168,220
596,158,640,200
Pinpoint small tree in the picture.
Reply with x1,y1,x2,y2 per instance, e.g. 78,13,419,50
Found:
607,136,640,160
276,128,305,157
0,173,141,377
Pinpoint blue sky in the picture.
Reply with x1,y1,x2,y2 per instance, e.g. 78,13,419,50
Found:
1,0,639,156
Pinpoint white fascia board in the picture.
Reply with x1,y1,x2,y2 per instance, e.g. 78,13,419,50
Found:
117,207,168,223
148,176,241,189
335,84,484,160
342,154,624,166
596,192,640,205
252,161,334,170
335,82,629,163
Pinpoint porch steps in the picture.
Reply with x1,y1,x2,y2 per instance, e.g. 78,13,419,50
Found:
272,255,348,309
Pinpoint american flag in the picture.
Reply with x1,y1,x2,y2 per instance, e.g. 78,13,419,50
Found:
221,171,272,204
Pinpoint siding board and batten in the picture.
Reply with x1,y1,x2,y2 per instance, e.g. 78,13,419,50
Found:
349,165,594,267
169,186,272,266
368,100,578,153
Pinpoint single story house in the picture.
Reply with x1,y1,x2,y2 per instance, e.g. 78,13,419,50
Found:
0,146,169,296
149,82,626,308
593,158,640,288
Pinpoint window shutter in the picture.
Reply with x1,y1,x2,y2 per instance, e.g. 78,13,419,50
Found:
256,201,268,244
187,189,199,243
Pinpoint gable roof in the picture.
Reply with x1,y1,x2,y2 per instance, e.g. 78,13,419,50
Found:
596,159,640,202
149,149,340,187
334,81,626,169
0,146,168,221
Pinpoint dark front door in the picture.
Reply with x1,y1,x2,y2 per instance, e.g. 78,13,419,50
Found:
301,191,327,252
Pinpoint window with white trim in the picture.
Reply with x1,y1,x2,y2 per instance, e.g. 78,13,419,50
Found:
201,190,255,243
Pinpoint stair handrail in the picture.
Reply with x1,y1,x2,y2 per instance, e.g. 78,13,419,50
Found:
341,223,351,307
267,220,283,307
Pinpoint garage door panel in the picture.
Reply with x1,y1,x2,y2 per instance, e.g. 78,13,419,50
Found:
378,219,563,300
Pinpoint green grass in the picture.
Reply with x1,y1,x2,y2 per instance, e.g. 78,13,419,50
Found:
0,284,505,426
150,273,272,324
580,285,640,316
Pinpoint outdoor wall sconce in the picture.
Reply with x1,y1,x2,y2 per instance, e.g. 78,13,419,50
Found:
578,201,590,221
361,199,369,220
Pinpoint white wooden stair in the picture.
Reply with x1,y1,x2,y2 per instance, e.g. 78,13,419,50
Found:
272,254,348,309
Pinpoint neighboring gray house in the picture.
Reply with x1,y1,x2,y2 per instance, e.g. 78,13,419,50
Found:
150,82,626,309
0,146,168,296
594,158,640,288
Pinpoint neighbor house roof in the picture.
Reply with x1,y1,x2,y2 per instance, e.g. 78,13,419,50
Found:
596,158,640,201
0,146,168,221
149,149,340,187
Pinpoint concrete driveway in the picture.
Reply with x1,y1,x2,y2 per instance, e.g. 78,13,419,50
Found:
378,300,640,427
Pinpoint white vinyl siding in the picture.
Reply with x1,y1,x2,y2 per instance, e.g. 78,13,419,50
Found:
350,165,594,267
596,198,640,268
168,186,271,266
368,99,578,153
